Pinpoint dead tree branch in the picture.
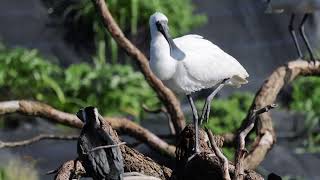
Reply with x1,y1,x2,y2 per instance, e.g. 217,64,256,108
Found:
206,128,231,180
234,104,277,180
175,125,263,180
0,100,176,157
0,134,78,148
90,0,185,133
242,60,320,169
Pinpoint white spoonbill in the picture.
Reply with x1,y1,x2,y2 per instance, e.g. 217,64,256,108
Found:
264,0,320,61
149,12,249,158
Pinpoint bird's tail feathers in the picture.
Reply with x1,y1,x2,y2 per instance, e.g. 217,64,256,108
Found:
228,75,248,88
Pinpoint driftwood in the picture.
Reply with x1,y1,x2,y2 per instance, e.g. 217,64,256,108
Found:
90,0,185,133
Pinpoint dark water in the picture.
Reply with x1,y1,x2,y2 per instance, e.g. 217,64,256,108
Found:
1,0,320,179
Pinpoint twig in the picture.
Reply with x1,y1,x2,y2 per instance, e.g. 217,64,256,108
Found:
205,128,231,180
0,134,78,148
90,0,186,133
89,142,126,152
0,100,176,157
234,104,277,180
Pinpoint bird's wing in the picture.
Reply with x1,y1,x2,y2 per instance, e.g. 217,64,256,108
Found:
78,132,110,179
174,35,249,84
97,129,124,179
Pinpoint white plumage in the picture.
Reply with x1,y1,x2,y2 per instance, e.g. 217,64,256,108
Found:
148,12,249,158
149,12,249,95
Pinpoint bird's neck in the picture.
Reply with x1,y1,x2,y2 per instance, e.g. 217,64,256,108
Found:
150,34,177,80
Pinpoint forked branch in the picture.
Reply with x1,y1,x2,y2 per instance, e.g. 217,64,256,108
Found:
243,60,320,169
234,104,277,180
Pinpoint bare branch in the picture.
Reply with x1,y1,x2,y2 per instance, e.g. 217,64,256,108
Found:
205,128,231,180
90,0,186,133
242,60,320,169
176,125,263,180
0,134,78,149
0,100,176,157
107,116,176,157
234,104,277,180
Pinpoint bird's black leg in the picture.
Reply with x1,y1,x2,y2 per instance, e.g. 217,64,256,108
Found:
289,14,303,59
187,94,200,161
299,13,316,62
200,79,228,125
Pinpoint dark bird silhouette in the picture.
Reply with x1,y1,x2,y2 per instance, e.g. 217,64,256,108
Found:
77,106,124,180
264,0,320,62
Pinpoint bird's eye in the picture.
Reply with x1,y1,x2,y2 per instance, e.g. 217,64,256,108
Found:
156,21,161,30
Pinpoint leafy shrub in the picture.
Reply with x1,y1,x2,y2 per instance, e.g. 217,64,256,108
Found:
57,0,206,36
290,77,320,152
0,45,156,117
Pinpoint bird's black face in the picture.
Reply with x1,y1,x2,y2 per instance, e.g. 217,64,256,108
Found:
156,20,185,60
76,106,100,127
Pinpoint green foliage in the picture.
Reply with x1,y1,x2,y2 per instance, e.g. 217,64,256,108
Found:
50,0,206,63
291,76,320,152
0,46,156,117
199,92,254,134
70,0,206,36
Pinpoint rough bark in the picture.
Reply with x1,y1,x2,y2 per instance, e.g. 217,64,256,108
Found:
90,0,186,133
243,60,320,169
175,125,263,180
53,116,172,180
101,115,173,180
53,160,86,180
